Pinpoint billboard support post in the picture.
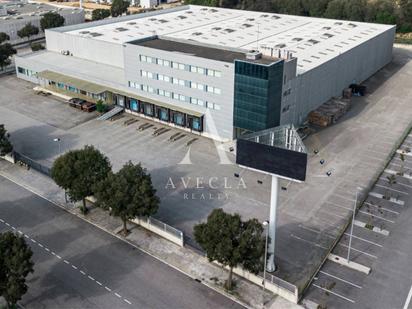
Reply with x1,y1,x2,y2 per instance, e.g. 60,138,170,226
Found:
267,174,279,272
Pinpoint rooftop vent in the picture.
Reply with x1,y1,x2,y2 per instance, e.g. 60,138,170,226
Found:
127,22,136,25
90,32,103,37
177,15,187,19
308,39,319,45
115,27,128,32
209,9,218,13
292,37,302,41
212,27,222,30
192,32,202,36
242,23,253,28
348,23,357,28
79,30,90,34
275,43,286,48
322,26,331,30
158,19,168,23
272,15,280,19
334,22,343,25
246,50,262,60
224,28,235,33
323,33,334,38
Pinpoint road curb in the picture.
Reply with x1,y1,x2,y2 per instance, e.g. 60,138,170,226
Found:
0,168,252,309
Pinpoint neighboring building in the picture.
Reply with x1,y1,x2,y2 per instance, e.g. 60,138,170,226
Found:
15,5,395,141
139,0,180,8
0,1,84,45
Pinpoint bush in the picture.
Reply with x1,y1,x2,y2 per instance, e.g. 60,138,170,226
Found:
96,100,109,113
92,9,111,21
30,42,45,51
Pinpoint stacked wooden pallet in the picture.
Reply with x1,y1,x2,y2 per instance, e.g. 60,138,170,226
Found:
308,99,351,127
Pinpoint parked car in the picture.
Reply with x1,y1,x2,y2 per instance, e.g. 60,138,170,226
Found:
82,102,96,112
68,98,86,109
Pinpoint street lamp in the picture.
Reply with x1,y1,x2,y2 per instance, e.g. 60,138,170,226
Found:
53,138,62,156
347,186,363,263
262,220,269,304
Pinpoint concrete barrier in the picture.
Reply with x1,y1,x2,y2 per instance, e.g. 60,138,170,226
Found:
85,196,184,247
214,262,299,303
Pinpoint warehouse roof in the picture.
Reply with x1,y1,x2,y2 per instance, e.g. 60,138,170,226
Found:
64,5,394,72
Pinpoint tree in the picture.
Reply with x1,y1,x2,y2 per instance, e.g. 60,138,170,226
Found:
0,32,10,44
30,42,45,52
110,0,129,17
0,43,16,70
94,161,159,236
0,232,34,308
40,12,65,31
0,124,13,156
194,209,265,290
51,145,111,214
17,23,39,40
92,9,111,21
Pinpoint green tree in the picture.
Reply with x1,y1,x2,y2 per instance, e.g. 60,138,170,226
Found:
324,0,346,19
40,12,65,31
0,124,13,156
51,145,111,214
110,0,129,17
343,0,367,21
0,43,16,70
273,0,304,15
194,209,265,290
92,9,111,21
0,32,10,44
0,232,34,308
301,0,330,17
185,0,219,6
94,161,159,236
30,42,45,52
17,23,39,40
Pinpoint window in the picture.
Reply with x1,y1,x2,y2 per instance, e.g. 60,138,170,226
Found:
179,94,186,101
190,66,198,73
141,70,147,77
179,79,185,86
173,93,179,100
178,63,185,70
172,62,179,69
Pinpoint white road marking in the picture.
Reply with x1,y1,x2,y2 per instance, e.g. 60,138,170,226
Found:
358,210,395,223
364,202,400,215
344,233,383,247
0,219,4,223
375,184,408,195
290,234,328,250
380,177,412,190
319,271,363,289
403,285,412,309
313,283,355,303
0,218,133,306
338,243,378,259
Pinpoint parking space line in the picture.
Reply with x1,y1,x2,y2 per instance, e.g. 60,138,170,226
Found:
343,233,383,247
375,184,408,195
379,177,412,189
319,271,363,289
403,285,412,309
338,243,378,259
358,210,395,223
364,202,400,215
290,234,328,250
312,283,356,303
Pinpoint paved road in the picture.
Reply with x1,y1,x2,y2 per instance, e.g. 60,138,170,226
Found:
0,176,243,309
303,132,412,309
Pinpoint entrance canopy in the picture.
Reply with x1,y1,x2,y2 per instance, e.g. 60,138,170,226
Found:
236,125,307,182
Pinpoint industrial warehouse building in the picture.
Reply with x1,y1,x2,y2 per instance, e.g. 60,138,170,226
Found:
15,5,395,141
0,1,84,45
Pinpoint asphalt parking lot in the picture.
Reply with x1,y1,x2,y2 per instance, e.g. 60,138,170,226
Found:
1,45,412,294
303,132,412,309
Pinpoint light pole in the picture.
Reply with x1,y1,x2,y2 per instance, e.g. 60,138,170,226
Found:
262,220,269,305
347,187,363,263
53,138,61,156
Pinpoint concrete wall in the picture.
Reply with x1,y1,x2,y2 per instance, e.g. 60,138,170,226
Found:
290,25,396,125
45,30,125,68
124,43,235,141
0,9,84,45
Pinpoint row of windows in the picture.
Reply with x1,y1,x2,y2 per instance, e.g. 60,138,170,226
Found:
141,70,222,95
140,55,222,78
17,67,37,77
128,81,221,110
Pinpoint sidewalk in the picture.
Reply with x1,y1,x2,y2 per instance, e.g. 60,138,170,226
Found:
0,159,302,309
